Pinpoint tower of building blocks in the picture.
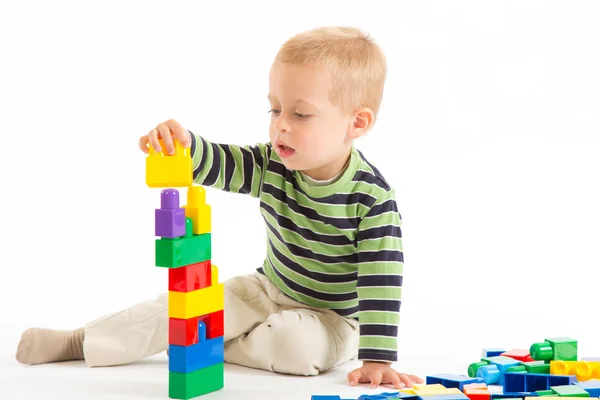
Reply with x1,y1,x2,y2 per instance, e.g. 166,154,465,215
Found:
147,141,224,399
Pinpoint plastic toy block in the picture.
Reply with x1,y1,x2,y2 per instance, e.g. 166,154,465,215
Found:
531,338,577,362
483,349,506,357
169,362,224,399
417,394,469,400
549,385,590,397
416,388,464,396
146,139,192,188
464,383,491,400
507,366,528,373
168,260,212,292
155,233,211,268
169,316,202,346
155,189,186,238
168,336,224,373
503,372,574,394
469,361,490,377
358,393,418,400
426,374,485,390
183,186,211,235
502,349,534,362
523,361,551,374
168,283,224,319
551,361,600,382
491,395,530,399
403,384,446,394
477,357,521,385
536,391,555,396
576,381,600,397
211,264,218,286
198,309,224,339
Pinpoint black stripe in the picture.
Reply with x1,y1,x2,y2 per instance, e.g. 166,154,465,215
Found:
359,250,404,263
370,198,398,215
352,170,389,190
268,257,358,302
267,238,358,284
239,146,255,195
191,134,208,182
260,201,354,246
357,225,402,242
358,349,397,362
267,161,377,206
262,182,360,230
360,324,399,337
249,144,265,172
357,150,391,190
357,275,403,287
264,217,359,267
336,304,359,317
221,144,235,192
359,299,401,312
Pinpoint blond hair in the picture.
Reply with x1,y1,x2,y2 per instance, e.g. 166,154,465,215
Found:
274,26,387,117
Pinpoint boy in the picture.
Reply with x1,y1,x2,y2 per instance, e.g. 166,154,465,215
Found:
16,26,422,390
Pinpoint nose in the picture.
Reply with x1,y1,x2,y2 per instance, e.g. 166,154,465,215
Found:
274,113,291,134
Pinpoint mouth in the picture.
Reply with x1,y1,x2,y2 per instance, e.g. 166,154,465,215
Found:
275,142,295,158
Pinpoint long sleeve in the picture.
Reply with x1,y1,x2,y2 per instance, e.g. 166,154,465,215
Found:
355,192,403,362
189,131,271,198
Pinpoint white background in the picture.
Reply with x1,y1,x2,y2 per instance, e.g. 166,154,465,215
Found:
1,1,599,399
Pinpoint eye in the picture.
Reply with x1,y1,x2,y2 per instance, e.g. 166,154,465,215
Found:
294,113,309,119
268,109,281,115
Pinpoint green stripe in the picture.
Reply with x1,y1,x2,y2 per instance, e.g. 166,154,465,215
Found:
359,336,397,350
358,312,400,325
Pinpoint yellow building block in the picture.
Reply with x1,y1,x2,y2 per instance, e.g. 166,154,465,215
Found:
551,360,600,381
169,283,224,319
211,264,219,284
183,186,211,234
415,387,462,396
146,139,192,188
401,384,446,394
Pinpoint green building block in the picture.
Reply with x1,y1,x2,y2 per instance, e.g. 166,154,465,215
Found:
468,361,489,377
522,361,550,374
536,390,556,396
507,366,527,373
531,337,577,362
549,385,590,397
169,362,224,399
156,233,211,268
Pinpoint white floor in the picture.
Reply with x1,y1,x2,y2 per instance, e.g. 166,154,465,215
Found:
0,352,408,400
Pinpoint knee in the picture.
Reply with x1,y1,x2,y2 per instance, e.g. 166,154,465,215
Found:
264,310,336,376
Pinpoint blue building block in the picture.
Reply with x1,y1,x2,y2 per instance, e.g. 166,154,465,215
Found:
503,372,574,393
168,336,224,373
426,374,486,390
358,393,418,400
483,348,506,357
417,394,469,400
577,381,600,397
477,356,521,385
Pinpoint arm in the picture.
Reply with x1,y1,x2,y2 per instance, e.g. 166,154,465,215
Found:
355,191,403,363
189,130,271,198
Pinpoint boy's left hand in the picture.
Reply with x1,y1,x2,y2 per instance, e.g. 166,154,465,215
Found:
347,361,424,389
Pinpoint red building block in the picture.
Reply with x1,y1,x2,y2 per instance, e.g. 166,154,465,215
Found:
199,309,224,339
169,316,200,346
463,383,491,400
501,349,533,362
169,309,224,346
168,260,211,292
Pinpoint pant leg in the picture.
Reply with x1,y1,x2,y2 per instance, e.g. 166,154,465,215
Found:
224,273,360,376
83,293,169,367
83,272,280,367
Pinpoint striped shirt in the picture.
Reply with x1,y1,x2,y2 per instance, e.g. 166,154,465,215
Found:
189,132,404,362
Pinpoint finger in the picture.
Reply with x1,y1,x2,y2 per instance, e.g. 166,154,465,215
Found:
398,373,416,388
408,374,424,384
389,371,404,389
156,123,175,155
165,119,191,148
139,135,149,154
371,369,383,388
347,369,362,386
148,128,162,153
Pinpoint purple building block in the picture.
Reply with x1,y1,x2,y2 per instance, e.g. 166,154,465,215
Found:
155,189,186,238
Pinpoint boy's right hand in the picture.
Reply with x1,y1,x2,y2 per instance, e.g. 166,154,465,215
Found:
139,119,191,156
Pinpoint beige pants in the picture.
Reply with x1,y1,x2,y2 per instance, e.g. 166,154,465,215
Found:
83,272,359,375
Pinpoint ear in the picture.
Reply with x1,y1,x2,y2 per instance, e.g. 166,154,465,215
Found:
347,107,375,139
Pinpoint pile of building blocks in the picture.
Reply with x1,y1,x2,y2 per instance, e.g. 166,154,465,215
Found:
312,337,600,400
147,139,224,399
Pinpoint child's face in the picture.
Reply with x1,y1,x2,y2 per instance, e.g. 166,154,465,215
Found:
268,62,356,180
